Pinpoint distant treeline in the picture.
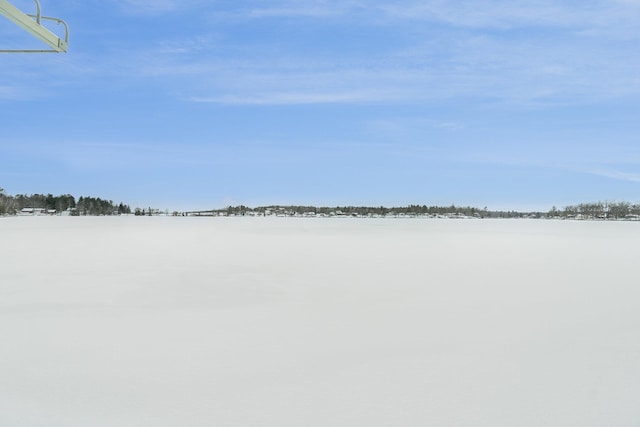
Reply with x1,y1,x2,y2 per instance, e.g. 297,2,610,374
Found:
188,204,544,218
3,186,639,220
191,202,640,220
0,188,131,216
549,201,640,220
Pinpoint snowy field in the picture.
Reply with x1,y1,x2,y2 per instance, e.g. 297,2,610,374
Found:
1,216,639,427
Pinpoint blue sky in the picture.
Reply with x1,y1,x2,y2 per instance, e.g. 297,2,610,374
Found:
2,0,640,211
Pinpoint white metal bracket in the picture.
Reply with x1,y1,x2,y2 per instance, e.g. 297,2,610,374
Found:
0,0,68,53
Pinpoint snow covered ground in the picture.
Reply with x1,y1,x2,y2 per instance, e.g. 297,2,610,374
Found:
1,216,639,426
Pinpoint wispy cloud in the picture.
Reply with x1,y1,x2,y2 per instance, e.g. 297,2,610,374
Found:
363,117,467,139
378,2,585,28
211,0,366,20
6,0,640,107
124,1,640,106
247,6,346,19
0,85,27,100
115,0,204,15
189,91,374,105
157,42,640,106
223,0,640,34
588,168,640,183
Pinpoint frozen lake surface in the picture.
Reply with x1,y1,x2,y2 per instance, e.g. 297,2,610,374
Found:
1,216,639,426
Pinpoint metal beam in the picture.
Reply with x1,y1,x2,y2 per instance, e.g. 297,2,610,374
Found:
0,0,67,52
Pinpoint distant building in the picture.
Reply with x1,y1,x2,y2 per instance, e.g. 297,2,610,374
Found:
18,207,47,216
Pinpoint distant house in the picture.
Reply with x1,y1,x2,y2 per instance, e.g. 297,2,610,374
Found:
18,207,47,216
18,208,59,216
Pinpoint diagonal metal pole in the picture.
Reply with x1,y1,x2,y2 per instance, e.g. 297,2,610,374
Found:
0,0,67,52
